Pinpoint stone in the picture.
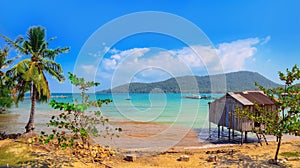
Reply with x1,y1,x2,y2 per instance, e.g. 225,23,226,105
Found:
178,155,190,162
207,155,216,162
125,154,136,162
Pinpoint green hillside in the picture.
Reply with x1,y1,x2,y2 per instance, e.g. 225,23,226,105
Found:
293,83,300,88
98,71,281,93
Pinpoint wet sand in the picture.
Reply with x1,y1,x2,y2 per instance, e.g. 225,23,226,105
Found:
94,118,300,155
93,119,203,154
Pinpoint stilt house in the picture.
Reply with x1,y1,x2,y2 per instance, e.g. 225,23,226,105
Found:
208,90,278,143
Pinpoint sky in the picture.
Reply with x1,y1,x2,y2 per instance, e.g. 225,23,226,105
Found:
0,1,299,92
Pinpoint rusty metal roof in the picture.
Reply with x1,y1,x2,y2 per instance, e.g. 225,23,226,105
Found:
229,91,275,106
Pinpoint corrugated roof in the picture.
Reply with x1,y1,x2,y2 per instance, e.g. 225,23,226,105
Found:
228,92,253,105
229,91,275,106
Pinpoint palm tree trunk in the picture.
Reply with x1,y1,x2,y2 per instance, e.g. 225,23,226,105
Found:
25,82,36,133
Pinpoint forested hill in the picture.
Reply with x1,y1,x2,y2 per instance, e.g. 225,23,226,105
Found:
98,71,281,93
293,83,300,88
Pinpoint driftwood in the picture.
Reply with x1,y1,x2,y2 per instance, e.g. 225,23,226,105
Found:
206,149,240,155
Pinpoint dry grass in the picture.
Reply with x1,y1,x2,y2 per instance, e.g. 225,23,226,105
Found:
0,137,299,167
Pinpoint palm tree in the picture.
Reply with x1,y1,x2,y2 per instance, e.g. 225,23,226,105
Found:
0,46,15,110
1,26,69,132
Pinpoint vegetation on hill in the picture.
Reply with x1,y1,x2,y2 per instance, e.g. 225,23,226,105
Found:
98,71,281,93
293,83,300,88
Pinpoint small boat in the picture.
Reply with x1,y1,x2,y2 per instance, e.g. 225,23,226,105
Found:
125,97,131,100
200,95,213,100
183,95,202,99
51,95,68,98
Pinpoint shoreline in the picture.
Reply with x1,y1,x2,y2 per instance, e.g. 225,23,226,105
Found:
95,117,300,153
1,110,299,154
1,116,299,167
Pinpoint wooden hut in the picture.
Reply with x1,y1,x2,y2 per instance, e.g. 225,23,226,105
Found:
208,90,277,144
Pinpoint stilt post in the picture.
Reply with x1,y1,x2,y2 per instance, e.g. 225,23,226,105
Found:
209,122,211,139
241,131,243,145
228,128,231,141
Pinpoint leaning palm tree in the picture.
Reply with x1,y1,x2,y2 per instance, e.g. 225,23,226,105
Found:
1,26,69,132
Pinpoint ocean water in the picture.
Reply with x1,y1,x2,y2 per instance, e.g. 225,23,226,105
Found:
0,93,223,134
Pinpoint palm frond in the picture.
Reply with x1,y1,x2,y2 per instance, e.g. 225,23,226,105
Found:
23,41,33,55
0,46,11,70
42,47,70,60
48,36,57,42
24,62,39,82
42,60,65,82
0,35,26,54
35,72,50,101
27,27,46,53
8,59,31,77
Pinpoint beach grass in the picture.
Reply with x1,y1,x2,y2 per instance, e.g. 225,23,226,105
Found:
280,151,300,157
0,140,34,167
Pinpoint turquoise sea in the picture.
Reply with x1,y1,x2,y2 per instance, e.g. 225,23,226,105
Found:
0,93,223,134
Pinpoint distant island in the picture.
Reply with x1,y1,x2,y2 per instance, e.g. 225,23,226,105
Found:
97,71,281,93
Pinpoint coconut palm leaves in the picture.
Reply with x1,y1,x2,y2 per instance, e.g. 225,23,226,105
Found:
1,26,69,132
0,46,15,109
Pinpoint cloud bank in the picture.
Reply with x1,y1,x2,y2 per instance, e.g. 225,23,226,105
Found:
80,37,269,87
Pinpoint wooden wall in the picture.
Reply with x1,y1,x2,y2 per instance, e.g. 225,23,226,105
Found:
209,95,277,133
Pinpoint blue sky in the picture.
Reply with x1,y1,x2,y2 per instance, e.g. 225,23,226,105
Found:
0,1,299,92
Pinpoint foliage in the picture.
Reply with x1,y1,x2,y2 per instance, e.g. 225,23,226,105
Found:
0,46,18,110
40,72,121,151
1,26,69,132
235,64,300,163
99,71,280,93
2,26,68,103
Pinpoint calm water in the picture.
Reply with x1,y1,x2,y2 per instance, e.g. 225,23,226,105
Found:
0,93,223,134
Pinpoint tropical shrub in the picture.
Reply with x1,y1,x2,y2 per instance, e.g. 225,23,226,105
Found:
235,64,300,163
40,72,121,152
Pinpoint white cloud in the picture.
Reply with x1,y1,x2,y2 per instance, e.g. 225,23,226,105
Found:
98,37,263,86
103,46,110,52
109,48,119,54
77,65,98,82
261,36,271,45
81,65,97,73
101,48,150,71
102,59,117,70
217,38,260,72
111,54,121,60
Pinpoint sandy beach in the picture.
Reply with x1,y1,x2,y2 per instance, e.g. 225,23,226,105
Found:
0,119,299,167
0,97,299,167
89,119,300,167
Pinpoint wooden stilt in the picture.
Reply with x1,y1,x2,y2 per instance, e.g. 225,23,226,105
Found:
241,131,243,145
209,122,211,139
232,129,235,140
218,125,220,138
222,126,224,132
228,128,231,141
245,132,248,142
